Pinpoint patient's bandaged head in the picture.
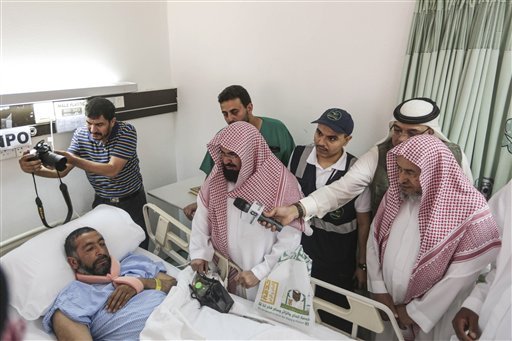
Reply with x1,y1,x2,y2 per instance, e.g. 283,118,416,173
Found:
189,273,234,314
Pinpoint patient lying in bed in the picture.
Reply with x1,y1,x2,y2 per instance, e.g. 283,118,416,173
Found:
2,204,356,340
43,227,177,340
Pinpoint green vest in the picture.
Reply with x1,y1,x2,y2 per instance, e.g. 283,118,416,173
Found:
369,139,463,215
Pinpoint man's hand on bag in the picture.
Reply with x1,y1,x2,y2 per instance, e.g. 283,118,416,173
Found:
235,271,260,288
191,259,208,274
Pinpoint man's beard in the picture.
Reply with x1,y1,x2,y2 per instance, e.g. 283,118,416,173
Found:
223,165,239,183
400,190,422,201
92,133,105,140
90,124,112,141
77,255,112,275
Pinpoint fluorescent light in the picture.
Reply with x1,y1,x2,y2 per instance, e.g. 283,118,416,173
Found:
0,82,138,106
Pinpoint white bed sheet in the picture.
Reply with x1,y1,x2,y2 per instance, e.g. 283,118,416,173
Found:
141,266,351,340
10,248,178,341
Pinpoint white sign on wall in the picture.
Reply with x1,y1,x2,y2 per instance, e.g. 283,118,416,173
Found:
0,126,32,150
54,99,86,133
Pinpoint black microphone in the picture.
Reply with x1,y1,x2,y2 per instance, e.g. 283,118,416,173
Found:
233,197,283,232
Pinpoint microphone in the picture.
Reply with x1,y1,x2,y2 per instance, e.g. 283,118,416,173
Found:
233,197,283,232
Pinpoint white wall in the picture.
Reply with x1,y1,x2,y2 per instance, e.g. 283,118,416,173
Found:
167,2,415,179
0,2,176,241
1,1,416,242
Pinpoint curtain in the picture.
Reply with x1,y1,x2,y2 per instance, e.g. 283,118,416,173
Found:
399,0,512,197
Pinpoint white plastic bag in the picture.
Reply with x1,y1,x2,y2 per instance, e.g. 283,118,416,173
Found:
253,245,315,332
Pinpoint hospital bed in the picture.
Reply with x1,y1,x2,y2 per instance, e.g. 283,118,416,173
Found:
1,204,402,340
143,203,404,340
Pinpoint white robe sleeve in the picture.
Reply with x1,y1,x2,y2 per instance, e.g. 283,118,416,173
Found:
189,198,215,262
300,146,378,219
250,225,301,280
366,221,388,293
406,250,498,334
355,186,371,213
461,268,495,315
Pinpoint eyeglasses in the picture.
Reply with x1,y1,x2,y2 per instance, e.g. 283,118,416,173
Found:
390,124,431,138
220,150,239,160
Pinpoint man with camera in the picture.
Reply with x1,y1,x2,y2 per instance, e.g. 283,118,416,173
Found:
18,97,150,249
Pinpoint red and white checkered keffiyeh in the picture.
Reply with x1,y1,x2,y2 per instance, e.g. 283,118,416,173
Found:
199,121,305,261
373,134,501,302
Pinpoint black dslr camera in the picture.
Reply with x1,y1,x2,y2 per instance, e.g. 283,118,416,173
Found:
30,140,67,172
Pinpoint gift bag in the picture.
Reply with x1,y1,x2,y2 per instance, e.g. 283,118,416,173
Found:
253,245,315,332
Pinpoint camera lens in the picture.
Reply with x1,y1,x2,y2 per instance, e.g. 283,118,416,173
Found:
40,151,67,172
53,155,68,172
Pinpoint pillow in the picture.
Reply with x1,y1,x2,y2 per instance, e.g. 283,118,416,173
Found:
0,204,145,320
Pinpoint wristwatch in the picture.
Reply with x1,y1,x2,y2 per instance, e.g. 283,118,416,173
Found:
293,202,305,219
358,263,367,271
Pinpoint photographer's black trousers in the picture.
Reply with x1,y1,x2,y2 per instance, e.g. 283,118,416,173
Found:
93,187,149,250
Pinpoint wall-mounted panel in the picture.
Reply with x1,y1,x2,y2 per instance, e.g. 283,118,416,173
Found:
1,88,177,137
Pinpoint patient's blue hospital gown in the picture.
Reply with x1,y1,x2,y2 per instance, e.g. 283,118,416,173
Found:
43,253,167,340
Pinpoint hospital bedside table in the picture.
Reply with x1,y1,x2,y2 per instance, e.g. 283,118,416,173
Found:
147,175,204,211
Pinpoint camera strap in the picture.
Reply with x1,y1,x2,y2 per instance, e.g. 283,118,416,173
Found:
32,172,73,228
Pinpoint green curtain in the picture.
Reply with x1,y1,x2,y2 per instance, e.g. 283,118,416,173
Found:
399,0,512,197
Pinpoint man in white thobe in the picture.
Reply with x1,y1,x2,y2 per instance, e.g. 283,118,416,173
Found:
189,121,309,301
264,97,473,227
367,135,501,340
452,180,511,341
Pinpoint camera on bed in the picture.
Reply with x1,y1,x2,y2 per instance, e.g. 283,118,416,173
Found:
189,272,234,313
30,140,67,172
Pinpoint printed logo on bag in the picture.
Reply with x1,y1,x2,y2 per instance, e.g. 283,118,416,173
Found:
254,245,315,332
260,279,279,305
281,289,309,315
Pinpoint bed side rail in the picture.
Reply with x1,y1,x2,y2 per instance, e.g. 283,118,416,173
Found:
143,203,191,266
310,277,404,341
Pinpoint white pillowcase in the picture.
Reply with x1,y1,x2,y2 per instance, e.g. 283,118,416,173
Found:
0,204,145,320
